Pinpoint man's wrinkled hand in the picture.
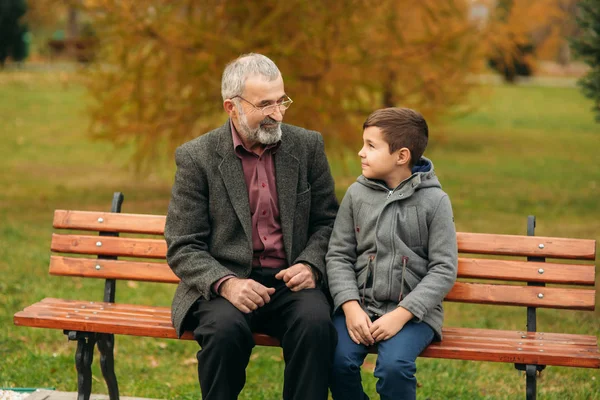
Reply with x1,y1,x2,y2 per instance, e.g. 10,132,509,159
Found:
219,277,275,313
275,263,316,291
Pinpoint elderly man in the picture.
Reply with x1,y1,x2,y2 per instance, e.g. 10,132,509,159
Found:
165,53,339,400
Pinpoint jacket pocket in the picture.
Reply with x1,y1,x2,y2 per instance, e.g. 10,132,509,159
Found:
392,256,421,302
396,206,421,247
358,254,375,305
296,185,311,204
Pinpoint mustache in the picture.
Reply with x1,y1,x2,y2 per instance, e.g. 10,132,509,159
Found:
260,117,279,125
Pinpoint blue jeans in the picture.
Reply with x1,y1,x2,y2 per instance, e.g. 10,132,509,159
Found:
330,312,435,400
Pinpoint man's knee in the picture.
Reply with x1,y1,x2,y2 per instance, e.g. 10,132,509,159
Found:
290,296,335,338
192,301,254,350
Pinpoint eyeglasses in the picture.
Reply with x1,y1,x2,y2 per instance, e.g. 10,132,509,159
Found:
231,95,293,116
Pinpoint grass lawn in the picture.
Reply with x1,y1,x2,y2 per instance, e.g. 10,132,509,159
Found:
0,71,598,399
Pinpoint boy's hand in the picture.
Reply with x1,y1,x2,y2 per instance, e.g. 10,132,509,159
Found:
370,307,414,342
342,301,374,346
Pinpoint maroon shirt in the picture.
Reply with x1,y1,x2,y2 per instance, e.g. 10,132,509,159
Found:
213,121,287,293
231,122,287,269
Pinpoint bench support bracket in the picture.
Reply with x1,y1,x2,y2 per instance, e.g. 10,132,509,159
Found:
68,331,96,400
513,216,548,400
97,333,120,400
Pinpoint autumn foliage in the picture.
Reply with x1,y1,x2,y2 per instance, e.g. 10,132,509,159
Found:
72,0,575,170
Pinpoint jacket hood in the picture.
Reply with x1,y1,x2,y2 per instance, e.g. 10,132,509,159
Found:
357,156,441,193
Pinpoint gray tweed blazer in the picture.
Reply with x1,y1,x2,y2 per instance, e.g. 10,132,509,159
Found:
165,120,338,336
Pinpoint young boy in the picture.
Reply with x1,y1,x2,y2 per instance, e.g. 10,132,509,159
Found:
326,107,458,400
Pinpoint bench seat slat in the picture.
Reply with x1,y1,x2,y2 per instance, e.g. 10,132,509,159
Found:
28,299,600,346
457,258,595,285
54,210,166,235
441,327,598,345
49,256,179,283
14,299,599,369
37,298,172,316
446,282,596,310
51,234,167,259
457,232,596,260
420,343,600,368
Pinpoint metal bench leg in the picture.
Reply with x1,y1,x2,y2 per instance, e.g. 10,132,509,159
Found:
97,333,120,400
525,364,537,400
75,333,97,400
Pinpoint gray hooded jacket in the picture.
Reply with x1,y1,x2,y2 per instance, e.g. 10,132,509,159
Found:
325,157,457,340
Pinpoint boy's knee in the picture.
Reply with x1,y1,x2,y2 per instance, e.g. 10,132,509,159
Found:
333,351,362,373
377,357,416,380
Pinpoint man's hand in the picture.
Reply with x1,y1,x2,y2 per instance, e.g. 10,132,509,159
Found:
370,306,414,342
342,301,374,346
219,277,276,313
275,263,316,291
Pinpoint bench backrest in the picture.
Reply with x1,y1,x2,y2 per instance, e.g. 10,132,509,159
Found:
50,210,597,311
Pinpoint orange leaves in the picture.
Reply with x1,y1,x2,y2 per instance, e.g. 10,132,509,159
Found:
78,1,523,171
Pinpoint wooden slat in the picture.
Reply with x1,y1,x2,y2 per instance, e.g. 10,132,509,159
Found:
27,299,600,346
457,258,595,285
445,282,596,310
420,341,600,368
54,211,597,260
14,299,599,368
54,210,166,235
457,232,596,260
51,234,166,259
49,251,596,287
49,256,179,283
441,327,598,345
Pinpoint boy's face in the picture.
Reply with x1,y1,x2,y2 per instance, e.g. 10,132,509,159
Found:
358,126,408,188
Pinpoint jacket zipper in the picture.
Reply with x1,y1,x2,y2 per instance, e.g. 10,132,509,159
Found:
387,201,397,299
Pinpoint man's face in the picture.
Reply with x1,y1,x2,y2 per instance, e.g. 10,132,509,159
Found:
231,74,286,146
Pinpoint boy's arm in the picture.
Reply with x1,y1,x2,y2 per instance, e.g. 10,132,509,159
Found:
398,195,458,322
326,188,361,312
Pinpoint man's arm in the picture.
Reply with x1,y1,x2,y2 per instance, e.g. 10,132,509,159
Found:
293,133,339,280
165,145,235,301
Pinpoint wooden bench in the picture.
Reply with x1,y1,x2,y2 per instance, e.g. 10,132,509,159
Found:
14,193,599,400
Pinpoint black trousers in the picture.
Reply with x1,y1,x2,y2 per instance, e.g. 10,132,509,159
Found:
185,267,337,400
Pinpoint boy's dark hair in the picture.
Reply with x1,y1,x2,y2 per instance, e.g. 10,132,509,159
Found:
363,107,429,168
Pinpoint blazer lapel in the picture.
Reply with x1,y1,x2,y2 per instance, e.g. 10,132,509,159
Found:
217,121,252,245
275,134,299,264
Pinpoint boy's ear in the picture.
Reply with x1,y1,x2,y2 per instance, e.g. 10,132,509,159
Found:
397,147,411,166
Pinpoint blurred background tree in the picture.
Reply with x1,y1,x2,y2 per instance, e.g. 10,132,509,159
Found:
79,0,486,170
29,0,583,170
0,0,30,67
484,0,580,82
570,0,600,122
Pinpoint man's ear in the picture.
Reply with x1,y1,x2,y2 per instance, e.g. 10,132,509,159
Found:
223,99,236,117
397,147,411,166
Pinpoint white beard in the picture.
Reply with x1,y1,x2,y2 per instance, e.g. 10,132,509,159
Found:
237,106,282,145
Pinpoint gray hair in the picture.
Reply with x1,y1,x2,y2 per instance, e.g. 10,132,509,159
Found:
221,53,281,101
